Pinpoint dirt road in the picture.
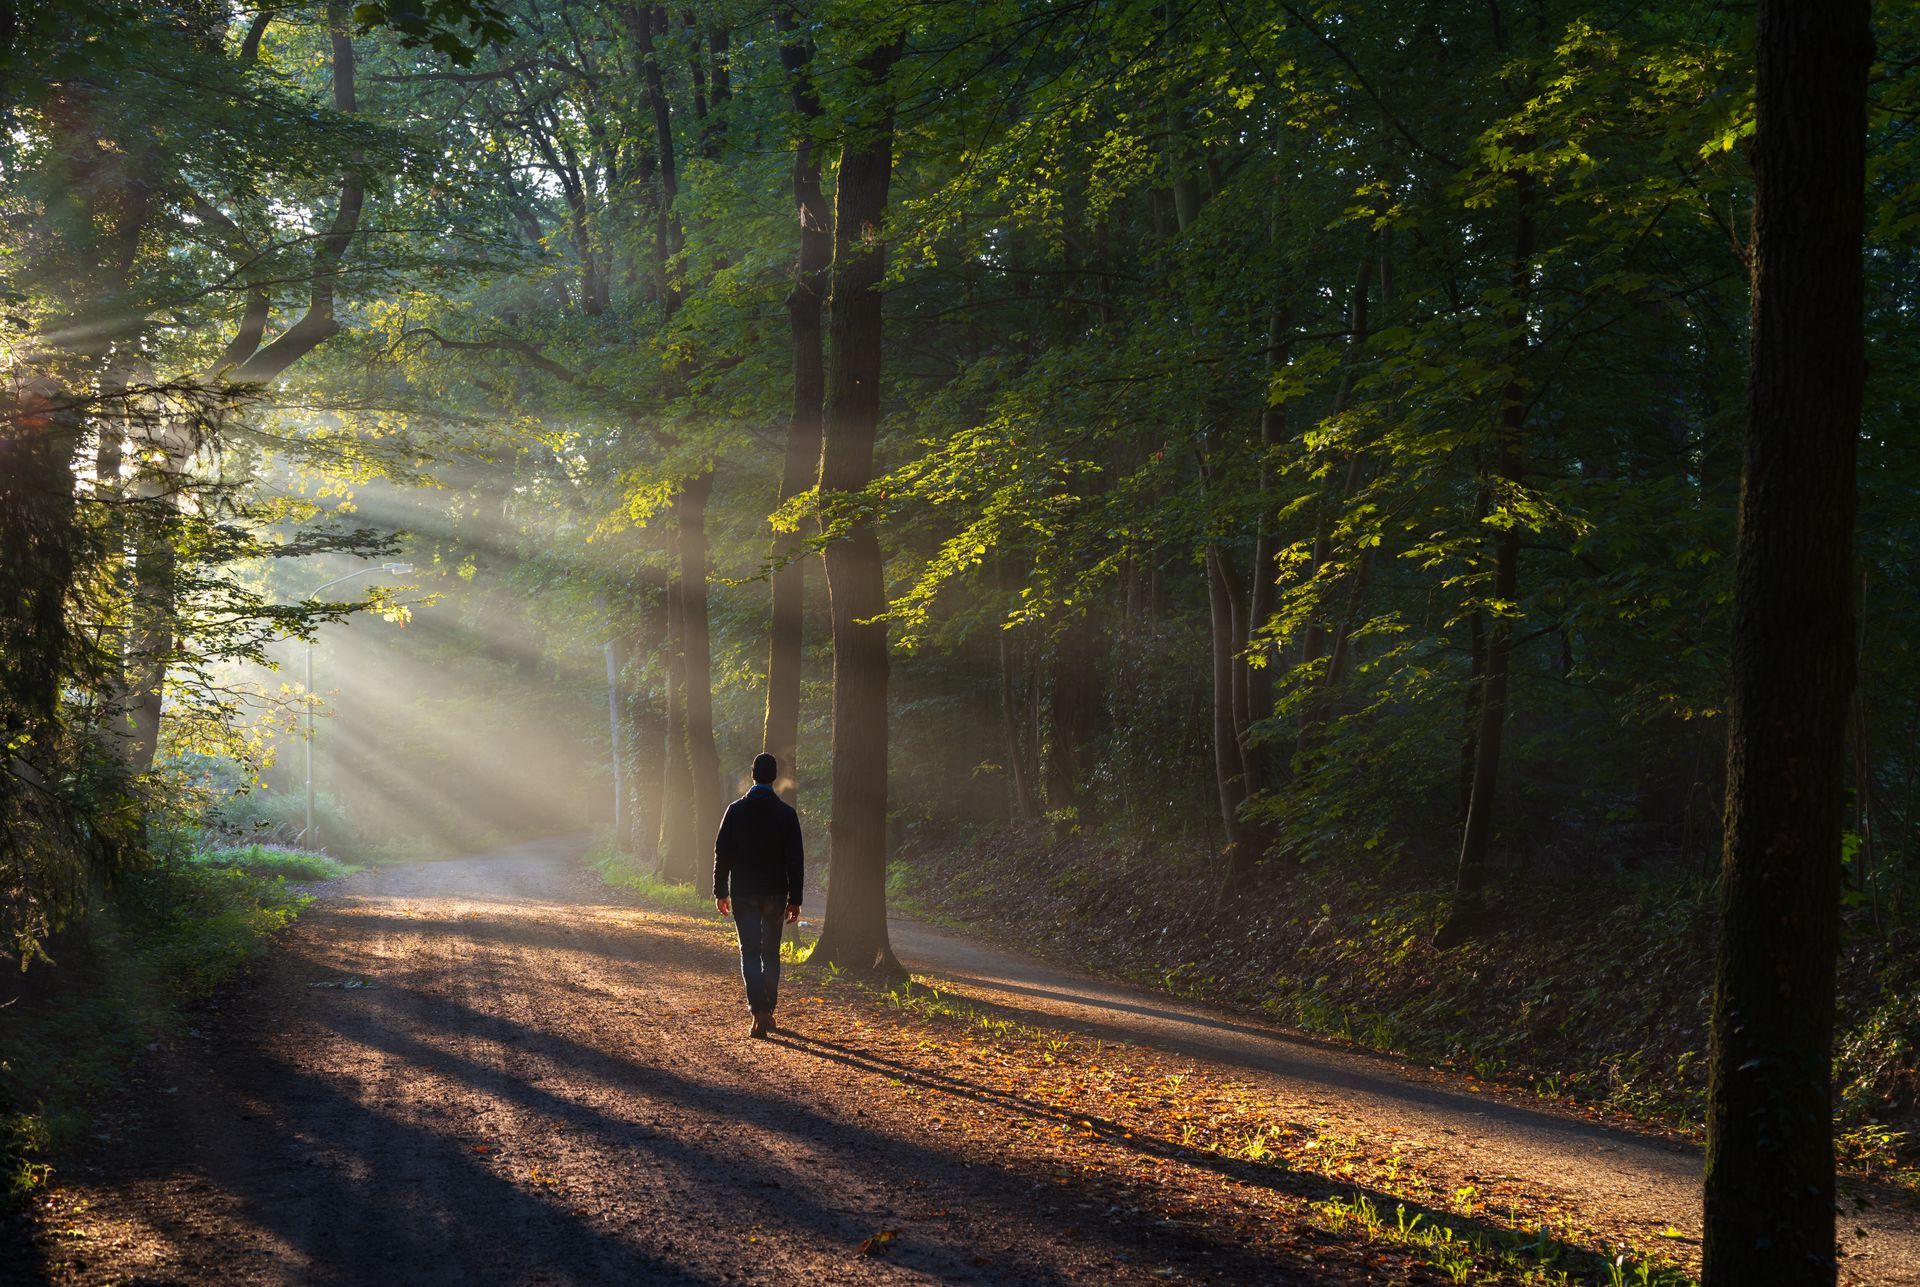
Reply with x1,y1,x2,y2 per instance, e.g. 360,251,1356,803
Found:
17,839,1917,1284
887,923,1918,1284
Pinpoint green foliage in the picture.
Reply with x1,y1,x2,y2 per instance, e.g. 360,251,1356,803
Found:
196,845,361,883
4,0,1920,1237
1314,1191,1692,1286
0,856,312,1207
352,0,515,64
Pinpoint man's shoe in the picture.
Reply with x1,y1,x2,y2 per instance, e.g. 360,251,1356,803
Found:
749,1013,770,1039
761,1012,779,1036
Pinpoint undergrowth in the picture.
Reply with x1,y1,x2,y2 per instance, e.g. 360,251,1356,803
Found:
0,850,334,1208
195,844,361,883
1314,1192,1691,1286
586,838,716,917
894,825,1920,1188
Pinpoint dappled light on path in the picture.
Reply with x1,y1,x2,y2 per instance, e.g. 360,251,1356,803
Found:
24,841,1918,1285
24,843,1454,1285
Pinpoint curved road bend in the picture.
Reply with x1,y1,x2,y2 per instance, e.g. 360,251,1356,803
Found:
888,922,1918,1285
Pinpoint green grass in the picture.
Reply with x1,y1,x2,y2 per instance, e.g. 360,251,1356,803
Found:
585,837,825,961
196,843,361,883
587,838,717,917
0,856,319,1208
1313,1191,1694,1286
884,860,973,934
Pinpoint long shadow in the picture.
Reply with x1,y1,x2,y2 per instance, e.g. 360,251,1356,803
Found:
874,967,1700,1164
138,1059,698,1287
319,894,1690,1167
12,1035,698,1286
295,979,1320,1283
289,961,1668,1282
769,1027,1685,1279
287,977,1232,1283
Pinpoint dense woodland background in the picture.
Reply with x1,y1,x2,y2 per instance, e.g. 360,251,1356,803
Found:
1,0,1915,1258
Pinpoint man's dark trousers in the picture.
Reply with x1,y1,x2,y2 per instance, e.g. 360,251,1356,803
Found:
732,894,786,1016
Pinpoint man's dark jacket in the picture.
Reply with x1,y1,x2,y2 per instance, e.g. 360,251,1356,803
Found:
713,784,804,906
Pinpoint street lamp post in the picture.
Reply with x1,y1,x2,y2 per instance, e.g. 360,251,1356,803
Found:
302,562,412,849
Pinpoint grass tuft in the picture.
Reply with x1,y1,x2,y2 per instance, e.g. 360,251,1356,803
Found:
196,843,360,883
1313,1190,1692,1286
586,838,716,917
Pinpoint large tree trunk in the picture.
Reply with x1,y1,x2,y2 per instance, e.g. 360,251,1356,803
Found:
1436,173,1535,949
0,379,82,761
1703,2,1870,1281
603,631,625,836
811,31,905,973
761,6,830,805
674,471,724,851
0,376,85,947
124,468,180,775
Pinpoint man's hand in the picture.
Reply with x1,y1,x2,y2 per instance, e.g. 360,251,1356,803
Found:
785,903,801,924
715,896,730,916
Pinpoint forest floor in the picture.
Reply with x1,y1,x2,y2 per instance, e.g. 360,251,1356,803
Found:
11,838,1917,1285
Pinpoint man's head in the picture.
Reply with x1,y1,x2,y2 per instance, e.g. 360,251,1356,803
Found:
751,752,778,785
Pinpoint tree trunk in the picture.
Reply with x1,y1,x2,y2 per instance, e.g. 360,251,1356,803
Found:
1207,546,1252,865
627,570,668,867
602,613,625,839
124,482,179,774
1043,608,1100,820
622,3,682,310
231,3,363,383
762,6,829,806
999,639,1040,821
657,572,697,879
995,561,1041,820
1245,295,1295,791
1703,2,1870,1280
1459,604,1486,832
811,31,905,973
674,472,724,852
1436,171,1535,949
0,378,82,762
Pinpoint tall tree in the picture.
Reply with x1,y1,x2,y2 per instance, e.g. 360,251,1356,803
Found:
1437,169,1536,948
1702,1,1873,1282
762,6,830,804
811,29,905,971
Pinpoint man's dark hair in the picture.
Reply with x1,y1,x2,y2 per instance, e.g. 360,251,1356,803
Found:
752,752,778,785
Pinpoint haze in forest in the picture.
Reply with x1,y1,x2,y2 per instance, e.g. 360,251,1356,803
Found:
0,1,1909,1284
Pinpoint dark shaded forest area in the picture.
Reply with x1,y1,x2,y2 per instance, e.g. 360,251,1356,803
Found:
1,0,1913,1282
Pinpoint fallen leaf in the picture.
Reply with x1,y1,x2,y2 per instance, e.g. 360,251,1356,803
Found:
857,1229,899,1256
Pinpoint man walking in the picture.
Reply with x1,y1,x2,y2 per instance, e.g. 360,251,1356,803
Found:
713,752,803,1038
